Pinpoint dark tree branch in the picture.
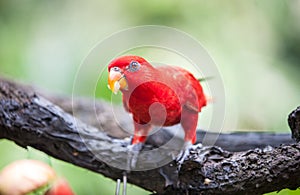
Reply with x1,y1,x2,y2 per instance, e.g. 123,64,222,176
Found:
45,95,295,152
0,77,299,194
289,106,300,142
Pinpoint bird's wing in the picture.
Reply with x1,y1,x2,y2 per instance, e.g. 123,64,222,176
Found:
157,66,207,113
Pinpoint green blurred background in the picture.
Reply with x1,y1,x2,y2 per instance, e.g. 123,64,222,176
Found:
0,0,300,194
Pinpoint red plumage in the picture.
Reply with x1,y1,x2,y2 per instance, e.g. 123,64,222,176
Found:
108,55,206,145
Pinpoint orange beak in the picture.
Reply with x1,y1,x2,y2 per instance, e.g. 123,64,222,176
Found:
108,70,128,94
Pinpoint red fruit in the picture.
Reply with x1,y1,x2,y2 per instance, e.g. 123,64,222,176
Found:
0,160,56,195
45,179,74,195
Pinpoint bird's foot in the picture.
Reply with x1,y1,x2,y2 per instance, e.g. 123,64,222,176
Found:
126,143,144,170
112,136,132,147
176,141,192,164
176,141,203,169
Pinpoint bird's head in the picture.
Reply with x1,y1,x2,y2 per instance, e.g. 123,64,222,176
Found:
107,55,153,94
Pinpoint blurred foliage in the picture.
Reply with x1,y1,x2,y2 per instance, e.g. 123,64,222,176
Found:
0,0,300,194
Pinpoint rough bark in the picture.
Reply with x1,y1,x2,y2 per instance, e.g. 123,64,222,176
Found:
45,95,295,152
0,77,299,194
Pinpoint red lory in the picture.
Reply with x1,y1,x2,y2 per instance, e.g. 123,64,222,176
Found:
107,55,207,167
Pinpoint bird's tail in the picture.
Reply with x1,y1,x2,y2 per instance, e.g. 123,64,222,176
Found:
197,76,213,82
198,76,214,104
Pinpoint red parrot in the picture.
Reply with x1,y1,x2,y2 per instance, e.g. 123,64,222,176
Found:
107,55,207,162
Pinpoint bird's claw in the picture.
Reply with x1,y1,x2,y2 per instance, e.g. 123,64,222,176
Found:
176,148,190,165
175,142,202,168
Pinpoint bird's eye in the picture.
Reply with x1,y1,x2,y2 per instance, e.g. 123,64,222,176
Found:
112,67,121,72
128,61,140,72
